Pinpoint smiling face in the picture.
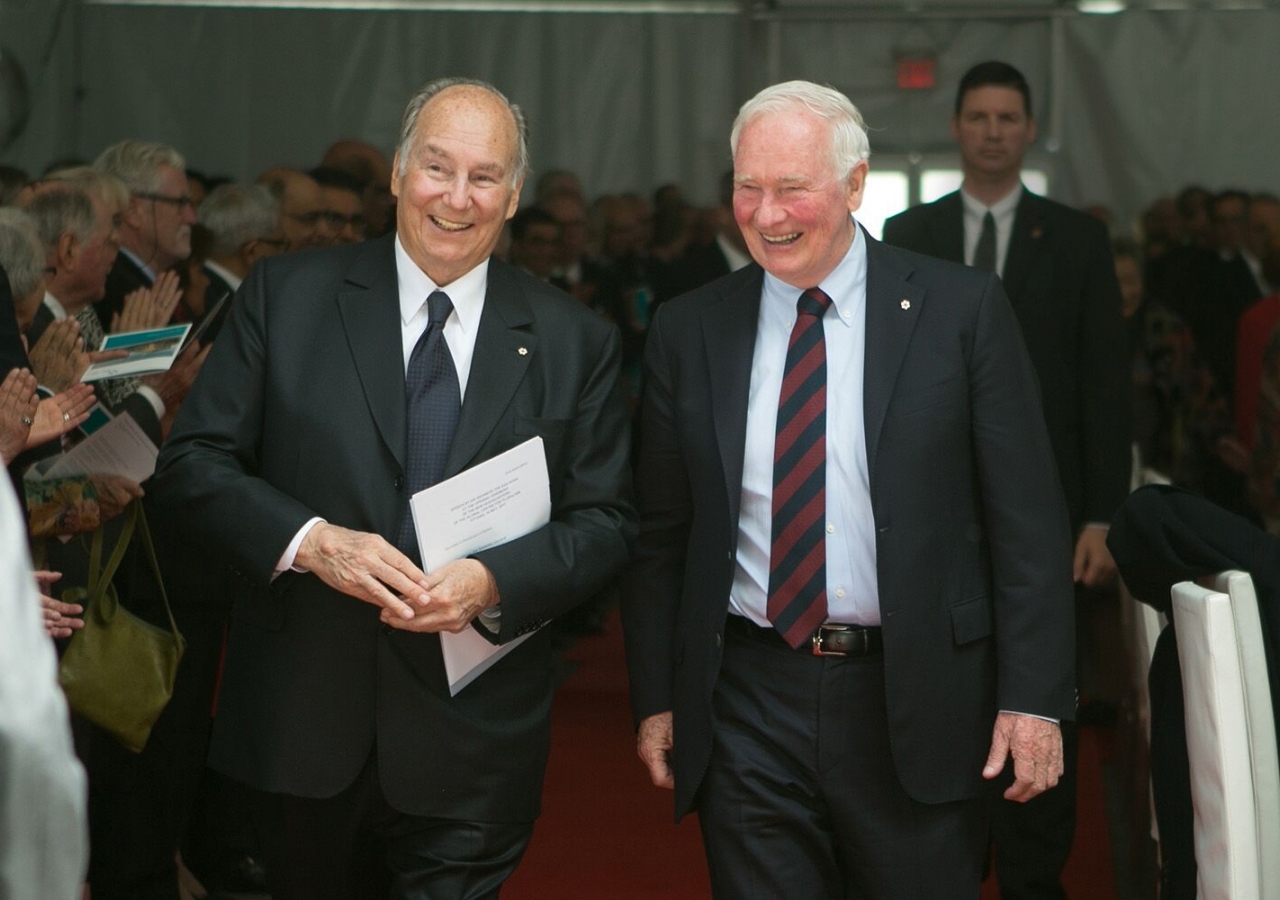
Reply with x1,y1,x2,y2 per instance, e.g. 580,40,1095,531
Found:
731,107,865,289
392,85,523,286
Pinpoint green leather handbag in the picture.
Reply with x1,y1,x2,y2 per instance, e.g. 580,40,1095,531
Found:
58,501,186,753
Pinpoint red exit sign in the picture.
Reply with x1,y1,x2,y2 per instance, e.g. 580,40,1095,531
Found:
896,57,937,90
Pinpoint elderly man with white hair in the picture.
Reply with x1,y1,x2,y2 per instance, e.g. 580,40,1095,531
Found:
623,79,1076,899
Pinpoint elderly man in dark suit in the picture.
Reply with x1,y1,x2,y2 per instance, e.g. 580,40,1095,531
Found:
623,79,1075,899
882,60,1130,900
152,78,636,900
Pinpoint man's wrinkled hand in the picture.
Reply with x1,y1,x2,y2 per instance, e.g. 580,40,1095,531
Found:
1072,526,1116,588
983,711,1063,802
295,522,430,620
379,558,499,634
637,712,675,789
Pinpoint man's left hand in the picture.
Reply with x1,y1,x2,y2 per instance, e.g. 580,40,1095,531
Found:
982,712,1063,802
379,558,500,634
1072,526,1115,588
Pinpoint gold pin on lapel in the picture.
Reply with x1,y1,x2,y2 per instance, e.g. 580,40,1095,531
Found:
517,347,528,355
900,299,911,310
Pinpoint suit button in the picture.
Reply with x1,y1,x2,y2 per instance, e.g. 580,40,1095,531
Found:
394,475,404,491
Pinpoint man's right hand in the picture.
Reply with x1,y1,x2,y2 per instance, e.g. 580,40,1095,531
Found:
294,522,432,620
638,711,675,789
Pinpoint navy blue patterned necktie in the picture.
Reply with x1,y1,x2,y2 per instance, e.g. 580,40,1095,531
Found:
397,290,461,557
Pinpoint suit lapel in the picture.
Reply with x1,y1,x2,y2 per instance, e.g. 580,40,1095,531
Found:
929,191,966,264
863,236,925,480
336,235,407,470
444,260,535,476
705,266,763,530
1001,190,1046,303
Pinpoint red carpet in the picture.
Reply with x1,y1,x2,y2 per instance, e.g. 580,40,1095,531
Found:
508,613,1117,899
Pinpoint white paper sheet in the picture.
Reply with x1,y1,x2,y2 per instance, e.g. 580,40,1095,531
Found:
410,437,551,695
33,414,158,483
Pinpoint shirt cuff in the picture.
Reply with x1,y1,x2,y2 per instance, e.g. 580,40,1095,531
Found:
134,385,166,420
276,517,325,574
476,608,501,633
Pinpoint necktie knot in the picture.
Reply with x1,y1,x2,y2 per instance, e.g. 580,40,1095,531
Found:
798,288,832,318
427,290,453,328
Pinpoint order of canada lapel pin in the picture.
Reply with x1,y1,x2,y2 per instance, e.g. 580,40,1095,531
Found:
517,347,528,355
900,299,911,311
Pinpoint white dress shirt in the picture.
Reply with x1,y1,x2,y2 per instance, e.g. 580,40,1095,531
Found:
277,238,487,572
729,222,881,627
961,185,1022,278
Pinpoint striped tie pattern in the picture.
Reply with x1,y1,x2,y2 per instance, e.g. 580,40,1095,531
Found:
767,287,832,648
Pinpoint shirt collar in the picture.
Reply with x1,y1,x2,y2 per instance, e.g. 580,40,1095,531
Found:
43,291,67,321
203,259,243,292
960,183,1023,220
394,234,487,337
761,217,866,327
119,246,157,282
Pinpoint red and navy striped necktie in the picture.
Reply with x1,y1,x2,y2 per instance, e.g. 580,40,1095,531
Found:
767,287,832,648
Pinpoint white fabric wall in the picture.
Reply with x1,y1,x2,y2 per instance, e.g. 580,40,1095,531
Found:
1,4,1278,226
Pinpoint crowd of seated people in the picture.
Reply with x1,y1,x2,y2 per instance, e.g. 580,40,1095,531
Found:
4,129,1280,899
1104,189,1280,531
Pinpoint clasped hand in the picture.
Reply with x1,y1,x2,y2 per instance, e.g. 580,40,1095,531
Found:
296,523,498,632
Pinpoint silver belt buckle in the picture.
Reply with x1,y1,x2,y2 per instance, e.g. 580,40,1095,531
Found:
811,623,850,657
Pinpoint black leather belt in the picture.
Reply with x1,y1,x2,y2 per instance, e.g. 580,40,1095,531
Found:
724,614,883,657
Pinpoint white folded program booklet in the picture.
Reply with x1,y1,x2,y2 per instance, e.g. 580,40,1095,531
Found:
81,323,192,382
410,437,552,695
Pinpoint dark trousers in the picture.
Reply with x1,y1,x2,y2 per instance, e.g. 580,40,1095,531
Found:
698,617,987,900
989,720,1079,900
247,751,534,900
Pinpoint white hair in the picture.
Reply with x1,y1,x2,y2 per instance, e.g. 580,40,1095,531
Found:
0,207,47,302
200,183,280,257
730,80,871,180
93,140,186,195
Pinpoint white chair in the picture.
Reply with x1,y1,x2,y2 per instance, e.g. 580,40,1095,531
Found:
1170,571,1279,900
1209,571,1280,895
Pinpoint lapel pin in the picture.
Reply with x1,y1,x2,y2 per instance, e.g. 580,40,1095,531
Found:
900,299,911,310
1031,227,1043,239
517,347,528,356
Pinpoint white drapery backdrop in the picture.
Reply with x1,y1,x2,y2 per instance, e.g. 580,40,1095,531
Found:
1,2,1278,228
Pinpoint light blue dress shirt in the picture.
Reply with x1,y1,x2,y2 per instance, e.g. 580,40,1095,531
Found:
729,223,881,627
